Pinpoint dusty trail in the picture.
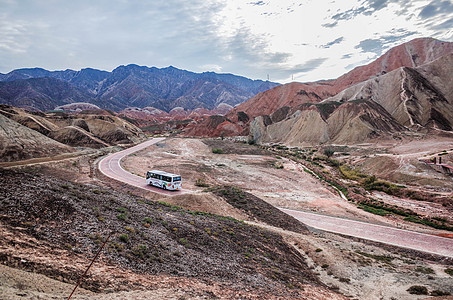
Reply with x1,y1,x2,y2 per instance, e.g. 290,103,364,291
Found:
98,138,453,258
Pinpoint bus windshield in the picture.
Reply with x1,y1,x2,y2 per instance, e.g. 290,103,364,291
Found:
173,176,181,182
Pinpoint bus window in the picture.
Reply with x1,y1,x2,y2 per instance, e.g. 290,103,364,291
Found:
173,176,181,182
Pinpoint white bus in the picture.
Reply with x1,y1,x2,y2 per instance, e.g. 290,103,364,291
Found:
145,170,182,191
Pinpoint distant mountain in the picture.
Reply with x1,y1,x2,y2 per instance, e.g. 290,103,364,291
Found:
0,65,279,112
0,77,95,111
186,37,453,140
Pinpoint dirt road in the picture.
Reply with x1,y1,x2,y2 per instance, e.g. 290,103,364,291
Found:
98,137,188,196
99,138,453,258
281,208,453,258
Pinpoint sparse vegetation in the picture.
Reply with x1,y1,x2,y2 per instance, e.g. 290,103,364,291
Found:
415,266,434,274
119,233,129,243
323,148,335,158
431,290,451,296
407,285,428,295
212,148,223,154
195,178,210,187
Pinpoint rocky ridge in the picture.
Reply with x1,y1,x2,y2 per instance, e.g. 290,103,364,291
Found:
0,65,279,112
250,51,453,145
187,38,453,139
0,105,145,161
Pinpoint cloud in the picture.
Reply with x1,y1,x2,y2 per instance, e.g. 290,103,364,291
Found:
291,58,328,73
331,6,368,21
322,37,344,48
328,0,410,24
419,0,453,18
355,39,383,55
342,54,353,59
355,30,418,56
432,17,453,30
248,1,266,6
321,21,338,28
364,0,390,11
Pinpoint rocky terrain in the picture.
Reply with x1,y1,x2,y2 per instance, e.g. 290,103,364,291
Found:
0,65,279,112
0,105,145,161
187,38,453,138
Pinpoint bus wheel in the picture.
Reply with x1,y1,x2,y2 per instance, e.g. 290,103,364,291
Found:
163,185,166,190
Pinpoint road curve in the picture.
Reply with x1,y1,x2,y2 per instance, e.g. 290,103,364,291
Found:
98,138,453,258
98,137,188,196
280,208,453,258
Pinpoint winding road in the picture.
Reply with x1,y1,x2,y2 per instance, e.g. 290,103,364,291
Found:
99,138,453,258
98,137,188,196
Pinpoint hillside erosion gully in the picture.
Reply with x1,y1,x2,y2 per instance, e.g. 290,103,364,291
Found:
98,137,453,259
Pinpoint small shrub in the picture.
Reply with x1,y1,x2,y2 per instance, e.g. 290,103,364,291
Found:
143,217,153,224
315,248,323,253
273,161,284,169
195,178,210,187
321,264,329,269
445,268,453,276
212,148,223,154
117,213,127,221
415,266,434,274
178,238,189,246
339,277,350,283
125,226,135,233
407,285,428,295
119,234,129,243
324,148,335,158
431,290,451,296
132,245,148,258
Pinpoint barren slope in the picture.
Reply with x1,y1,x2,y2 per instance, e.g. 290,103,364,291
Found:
0,113,73,162
186,38,453,137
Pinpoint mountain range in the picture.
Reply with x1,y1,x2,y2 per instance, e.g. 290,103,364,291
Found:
185,38,453,145
0,65,279,112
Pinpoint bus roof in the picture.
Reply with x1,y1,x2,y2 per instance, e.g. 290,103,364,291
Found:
148,170,181,177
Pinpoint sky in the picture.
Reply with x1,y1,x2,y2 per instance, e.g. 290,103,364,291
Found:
1,0,452,83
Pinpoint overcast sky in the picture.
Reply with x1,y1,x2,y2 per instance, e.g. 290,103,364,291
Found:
1,0,452,83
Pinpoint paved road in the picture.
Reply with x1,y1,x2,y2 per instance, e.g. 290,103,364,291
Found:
98,137,188,196
281,208,453,258
98,138,453,258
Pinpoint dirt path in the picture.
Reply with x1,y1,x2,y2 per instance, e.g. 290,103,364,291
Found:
0,149,99,168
